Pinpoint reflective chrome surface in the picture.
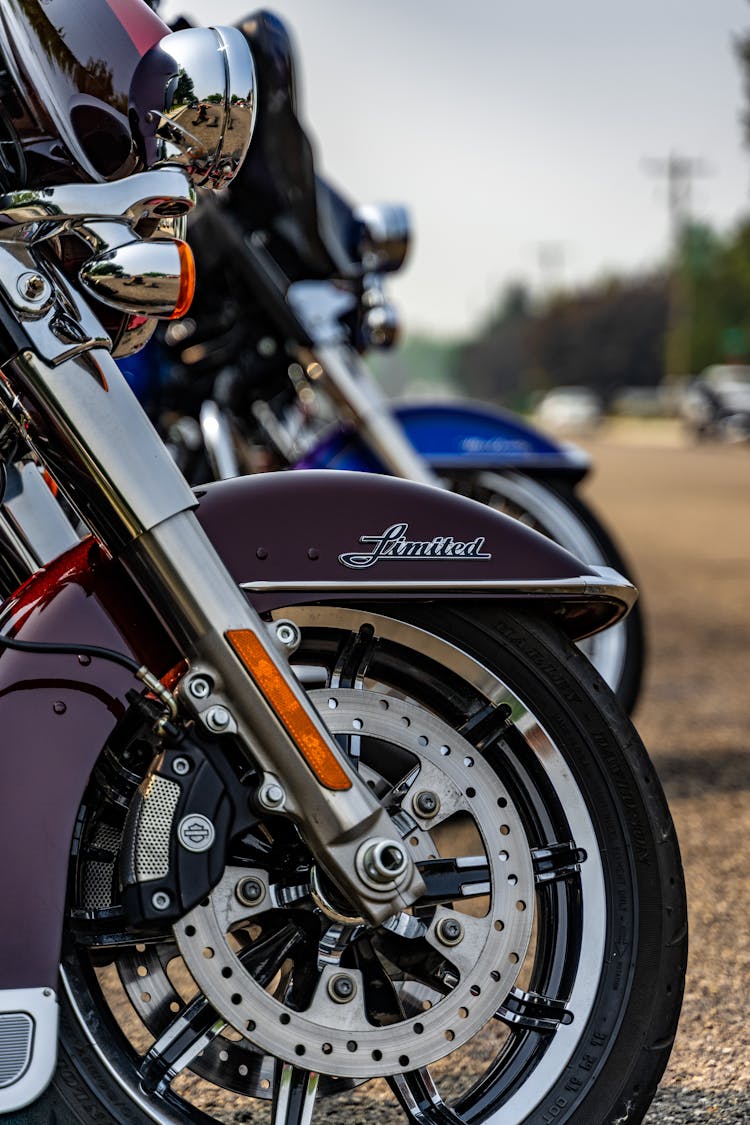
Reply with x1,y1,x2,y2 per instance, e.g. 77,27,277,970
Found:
0,168,195,234
124,510,426,925
200,400,240,480
131,26,257,191
355,203,411,273
2,461,79,566
79,239,186,318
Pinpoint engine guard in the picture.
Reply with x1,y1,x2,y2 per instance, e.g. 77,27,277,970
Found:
0,469,634,1110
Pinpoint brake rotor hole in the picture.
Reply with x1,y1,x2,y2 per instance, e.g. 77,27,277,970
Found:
399,1055,410,1067
372,1048,382,1060
347,1040,358,1053
231,994,242,1005
322,1043,333,1055
203,947,214,959
295,1045,305,1056
280,1013,291,1024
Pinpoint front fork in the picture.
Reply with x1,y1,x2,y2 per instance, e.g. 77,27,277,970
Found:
0,214,424,925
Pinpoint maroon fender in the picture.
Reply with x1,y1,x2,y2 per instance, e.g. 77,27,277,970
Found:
0,470,634,990
194,471,633,636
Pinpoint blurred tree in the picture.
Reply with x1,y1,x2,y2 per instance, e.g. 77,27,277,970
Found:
678,218,750,370
457,283,534,407
527,276,669,402
456,276,668,405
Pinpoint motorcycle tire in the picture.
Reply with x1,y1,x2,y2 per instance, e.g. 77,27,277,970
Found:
19,604,684,1125
448,470,646,714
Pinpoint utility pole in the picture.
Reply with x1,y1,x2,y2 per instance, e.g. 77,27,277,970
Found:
642,152,712,380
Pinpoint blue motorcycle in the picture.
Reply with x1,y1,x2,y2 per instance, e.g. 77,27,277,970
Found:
121,10,644,712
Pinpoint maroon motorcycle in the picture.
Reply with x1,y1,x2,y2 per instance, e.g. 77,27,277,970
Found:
0,5,685,1125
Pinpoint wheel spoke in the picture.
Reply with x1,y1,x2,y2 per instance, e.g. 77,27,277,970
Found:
138,992,225,1093
330,624,377,690
459,702,512,750
495,986,574,1033
417,856,491,904
389,1067,464,1124
532,842,587,884
272,1060,320,1125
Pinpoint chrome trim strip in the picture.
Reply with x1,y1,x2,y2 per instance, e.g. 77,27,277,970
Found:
240,569,638,611
0,987,57,1113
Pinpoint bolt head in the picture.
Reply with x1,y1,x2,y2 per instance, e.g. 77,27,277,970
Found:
436,917,464,946
275,621,301,649
18,272,49,302
206,705,231,731
237,877,265,906
258,781,285,809
172,757,190,776
328,973,357,1003
413,790,440,819
188,676,211,699
151,891,171,912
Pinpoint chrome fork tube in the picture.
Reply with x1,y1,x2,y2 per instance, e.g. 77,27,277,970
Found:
313,344,442,487
122,509,425,923
0,344,422,923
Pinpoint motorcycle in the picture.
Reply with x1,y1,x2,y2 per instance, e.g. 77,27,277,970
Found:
0,5,685,1125
128,10,645,714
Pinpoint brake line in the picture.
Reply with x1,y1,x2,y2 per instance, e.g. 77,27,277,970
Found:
0,632,178,719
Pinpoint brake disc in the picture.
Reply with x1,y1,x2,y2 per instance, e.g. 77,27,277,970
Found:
174,688,535,1079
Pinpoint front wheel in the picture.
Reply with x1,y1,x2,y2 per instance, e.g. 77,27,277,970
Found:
448,470,646,713
37,604,683,1125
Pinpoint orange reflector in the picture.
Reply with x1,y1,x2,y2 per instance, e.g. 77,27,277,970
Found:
171,239,196,320
41,469,58,496
226,629,352,791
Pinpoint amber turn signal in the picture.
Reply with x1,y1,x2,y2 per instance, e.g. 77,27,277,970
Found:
226,629,352,791
172,239,196,320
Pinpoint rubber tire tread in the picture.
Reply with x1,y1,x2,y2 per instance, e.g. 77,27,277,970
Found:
8,607,685,1125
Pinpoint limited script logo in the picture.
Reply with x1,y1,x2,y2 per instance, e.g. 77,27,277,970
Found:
338,522,492,570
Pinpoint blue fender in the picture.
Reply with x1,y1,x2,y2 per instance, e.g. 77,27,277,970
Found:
294,399,590,477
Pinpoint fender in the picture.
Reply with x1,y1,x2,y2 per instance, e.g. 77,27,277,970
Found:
0,471,633,1108
294,399,590,479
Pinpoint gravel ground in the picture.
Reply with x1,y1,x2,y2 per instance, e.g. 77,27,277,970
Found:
579,424,750,1124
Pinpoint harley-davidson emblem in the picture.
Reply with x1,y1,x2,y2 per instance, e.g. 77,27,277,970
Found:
338,522,492,570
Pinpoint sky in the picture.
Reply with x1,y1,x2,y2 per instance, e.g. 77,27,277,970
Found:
163,1,750,338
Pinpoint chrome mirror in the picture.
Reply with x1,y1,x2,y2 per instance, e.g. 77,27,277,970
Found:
130,26,257,191
354,204,411,273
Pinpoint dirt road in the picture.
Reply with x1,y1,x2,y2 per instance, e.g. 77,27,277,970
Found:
578,424,750,1123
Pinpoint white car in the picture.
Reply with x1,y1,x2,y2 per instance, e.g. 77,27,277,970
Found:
536,386,603,432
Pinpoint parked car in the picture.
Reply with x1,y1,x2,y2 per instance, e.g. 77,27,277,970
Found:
535,385,603,432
